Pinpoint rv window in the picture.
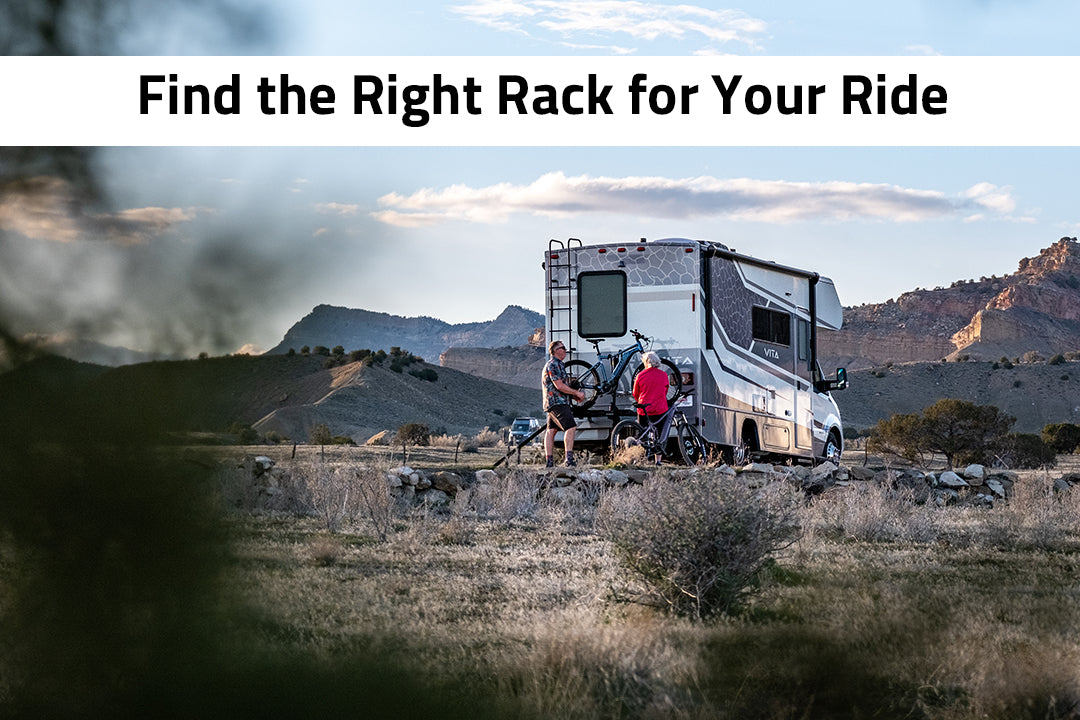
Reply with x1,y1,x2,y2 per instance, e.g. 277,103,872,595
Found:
578,271,627,338
797,318,811,363
752,306,791,346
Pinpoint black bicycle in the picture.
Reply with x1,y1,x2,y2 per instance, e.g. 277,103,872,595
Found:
564,329,682,412
609,392,707,465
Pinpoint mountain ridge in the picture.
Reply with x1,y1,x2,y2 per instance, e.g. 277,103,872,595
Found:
265,304,544,361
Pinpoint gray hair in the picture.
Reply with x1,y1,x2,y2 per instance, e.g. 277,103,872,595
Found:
642,351,661,368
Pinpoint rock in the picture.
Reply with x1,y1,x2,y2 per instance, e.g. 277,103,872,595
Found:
740,471,770,488
963,464,986,482
744,462,775,474
625,469,649,484
577,469,607,484
252,455,275,475
985,478,1007,499
716,465,737,477
430,471,469,494
475,469,498,484
850,465,876,481
1054,477,1074,493
604,469,630,487
937,471,968,489
365,430,391,446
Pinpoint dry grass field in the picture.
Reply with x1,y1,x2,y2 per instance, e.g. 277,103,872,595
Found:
208,451,1080,719
5,444,1080,719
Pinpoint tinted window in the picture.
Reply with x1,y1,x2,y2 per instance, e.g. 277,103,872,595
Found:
578,271,627,338
752,306,790,346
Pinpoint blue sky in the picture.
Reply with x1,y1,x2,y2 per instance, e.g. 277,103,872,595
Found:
5,0,1080,355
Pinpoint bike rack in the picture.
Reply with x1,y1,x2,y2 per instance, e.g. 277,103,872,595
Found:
491,424,547,468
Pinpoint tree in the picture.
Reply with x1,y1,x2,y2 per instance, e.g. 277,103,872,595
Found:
395,423,430,447
308,422,332,447
1042,423,1080,454
869,399,1014,468
921,399,1014,468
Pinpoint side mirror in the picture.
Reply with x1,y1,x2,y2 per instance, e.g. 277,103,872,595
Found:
814,367,848,393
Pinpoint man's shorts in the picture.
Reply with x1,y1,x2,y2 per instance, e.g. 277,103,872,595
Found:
546,404,577,431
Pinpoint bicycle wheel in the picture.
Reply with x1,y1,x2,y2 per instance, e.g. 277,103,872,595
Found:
610,419,646,457
632,358,683,405
564,359,601,410
677,421,707,465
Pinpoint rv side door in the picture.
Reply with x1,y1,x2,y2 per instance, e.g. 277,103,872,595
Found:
794,317,814,450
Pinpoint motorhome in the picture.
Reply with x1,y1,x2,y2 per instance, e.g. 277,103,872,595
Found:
544,237,848,463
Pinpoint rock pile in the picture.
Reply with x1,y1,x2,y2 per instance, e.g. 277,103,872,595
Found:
228,455,1077,514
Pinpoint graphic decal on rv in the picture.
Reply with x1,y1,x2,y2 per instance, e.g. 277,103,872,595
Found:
573,244,697,286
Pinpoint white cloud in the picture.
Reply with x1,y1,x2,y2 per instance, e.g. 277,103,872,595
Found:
373,171,1014,226
964,182,1016,213
314,202,361,216
450,0,767,52
905,44,942,56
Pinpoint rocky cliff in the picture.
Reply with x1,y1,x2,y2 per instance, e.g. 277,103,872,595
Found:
821,237,1080,369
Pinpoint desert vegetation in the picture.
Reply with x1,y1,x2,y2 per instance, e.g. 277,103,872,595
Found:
6,430,1080,718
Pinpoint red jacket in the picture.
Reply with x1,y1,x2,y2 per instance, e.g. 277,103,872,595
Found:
633,366,669,418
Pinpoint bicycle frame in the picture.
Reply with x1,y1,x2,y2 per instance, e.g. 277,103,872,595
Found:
583,333,648,394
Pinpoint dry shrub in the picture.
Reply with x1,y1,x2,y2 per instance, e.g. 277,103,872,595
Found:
806,480,940,544
998,472,1080,549
299,461,394,539
598,476,801,618
494,619,698,719
469,468,542,520
610,443,648,467
430,433,466,449
473,428,501,448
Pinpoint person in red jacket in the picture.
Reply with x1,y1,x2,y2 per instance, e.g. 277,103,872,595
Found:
632,351,670,464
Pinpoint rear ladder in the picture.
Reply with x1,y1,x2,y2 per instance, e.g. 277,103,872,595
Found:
545,237,582,354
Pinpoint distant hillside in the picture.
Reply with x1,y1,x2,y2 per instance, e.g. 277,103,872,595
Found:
0,352,541,444
439,345,547,388
821,237,1080,369
836,359,1080,434
266,304,544,361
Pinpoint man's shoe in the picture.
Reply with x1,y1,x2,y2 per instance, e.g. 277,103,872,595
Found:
545,458,554,468
565,455,576,467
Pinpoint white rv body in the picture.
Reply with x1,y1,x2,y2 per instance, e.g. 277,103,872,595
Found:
544,237,847,462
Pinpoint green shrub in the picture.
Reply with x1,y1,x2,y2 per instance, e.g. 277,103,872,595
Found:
598,476,800,619
395,423,430,448
411,367,438,382
995,433,1056,469
1041,423,1080,454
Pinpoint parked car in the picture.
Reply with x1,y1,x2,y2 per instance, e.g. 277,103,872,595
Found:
509,417,543,445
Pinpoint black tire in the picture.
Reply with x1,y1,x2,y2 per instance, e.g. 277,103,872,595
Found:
563,359,601,410
822,430,842,464
677,422,707,465
610,419,646,457
631,358,683,406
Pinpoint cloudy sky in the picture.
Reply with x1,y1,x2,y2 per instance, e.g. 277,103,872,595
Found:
4,0,1080,356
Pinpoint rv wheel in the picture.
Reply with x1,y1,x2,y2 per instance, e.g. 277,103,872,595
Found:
823,431,842,464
